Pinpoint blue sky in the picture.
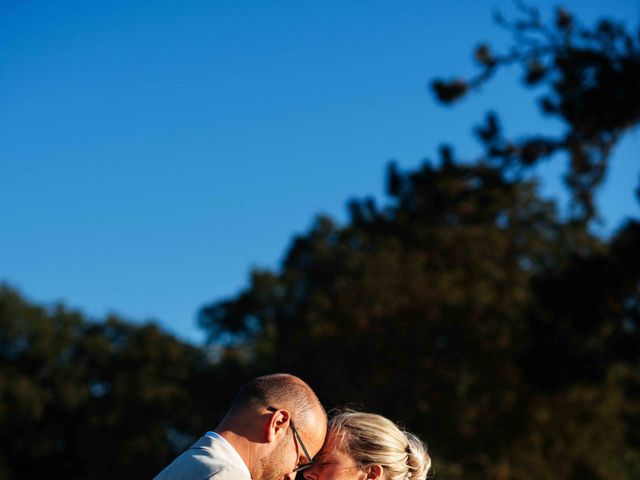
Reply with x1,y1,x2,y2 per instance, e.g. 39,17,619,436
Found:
2,0,639,344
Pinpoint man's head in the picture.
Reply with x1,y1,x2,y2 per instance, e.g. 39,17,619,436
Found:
217,373,327,480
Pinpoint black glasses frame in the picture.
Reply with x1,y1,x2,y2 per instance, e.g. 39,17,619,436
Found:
266,406,314,473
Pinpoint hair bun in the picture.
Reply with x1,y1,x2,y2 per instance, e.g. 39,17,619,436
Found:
405,432,432,479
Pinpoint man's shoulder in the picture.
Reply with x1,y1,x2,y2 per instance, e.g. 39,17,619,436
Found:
153,434,251,480
207,465,251,479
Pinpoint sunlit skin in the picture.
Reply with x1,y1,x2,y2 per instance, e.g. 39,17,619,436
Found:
303,433,381,480
263,409,326,480
274,420,323,480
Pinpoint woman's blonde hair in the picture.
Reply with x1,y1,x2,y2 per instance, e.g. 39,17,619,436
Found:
328,408,432,480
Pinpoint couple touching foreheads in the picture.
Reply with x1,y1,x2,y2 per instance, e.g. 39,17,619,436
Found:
154,373,432,480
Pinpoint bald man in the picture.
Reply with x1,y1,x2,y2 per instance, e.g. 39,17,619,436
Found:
154,373,327,480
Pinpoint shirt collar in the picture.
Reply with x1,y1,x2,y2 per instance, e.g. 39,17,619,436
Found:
205,431,252,479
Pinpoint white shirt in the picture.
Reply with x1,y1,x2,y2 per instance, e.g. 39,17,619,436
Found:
154,431,252,480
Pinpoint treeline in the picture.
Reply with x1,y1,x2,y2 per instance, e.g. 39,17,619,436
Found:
1,5,639,480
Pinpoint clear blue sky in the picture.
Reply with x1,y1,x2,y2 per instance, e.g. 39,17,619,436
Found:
2,0,638,344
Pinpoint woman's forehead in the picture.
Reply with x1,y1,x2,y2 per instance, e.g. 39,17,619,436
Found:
319,432,351,460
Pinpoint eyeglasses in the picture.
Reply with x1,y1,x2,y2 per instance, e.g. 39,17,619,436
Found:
266,406,315,473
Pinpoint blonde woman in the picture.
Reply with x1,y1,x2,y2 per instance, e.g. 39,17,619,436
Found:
303,409,432,480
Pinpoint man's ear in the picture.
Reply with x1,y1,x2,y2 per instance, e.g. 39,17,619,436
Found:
366,464,383,480
266,408,291,443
